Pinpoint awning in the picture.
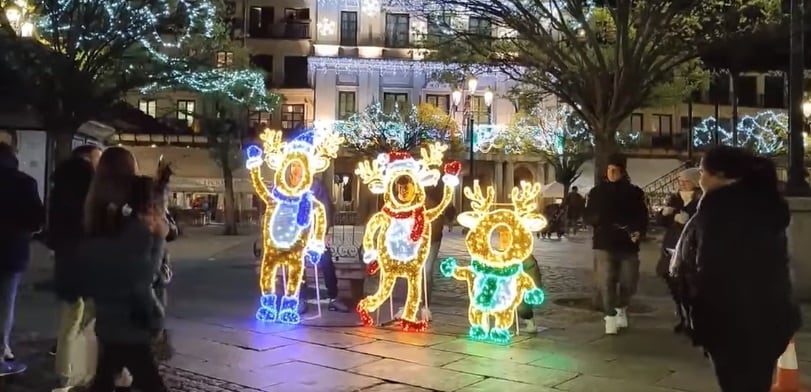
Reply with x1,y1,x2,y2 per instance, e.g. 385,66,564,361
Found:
167,177,255,193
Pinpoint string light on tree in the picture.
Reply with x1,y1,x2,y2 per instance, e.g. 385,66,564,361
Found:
246,128,343,324
355,143,460,331
307,56,510,76
691,111,788,155
440,181,547,344
141,69,279,111
37,0,218,65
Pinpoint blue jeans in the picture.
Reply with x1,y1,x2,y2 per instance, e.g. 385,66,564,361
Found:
0,272,21,361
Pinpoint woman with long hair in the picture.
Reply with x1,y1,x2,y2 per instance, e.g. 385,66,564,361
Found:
80,174,169,392
671,146,800,391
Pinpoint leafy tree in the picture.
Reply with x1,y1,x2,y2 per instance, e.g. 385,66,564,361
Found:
336,101,461,156
154,26,279,235
502,106,637,196
0,0,219,160
417,0,779,183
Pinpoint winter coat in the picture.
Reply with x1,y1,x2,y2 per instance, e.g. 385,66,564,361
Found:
671,181,800,355
78,219,166,344
47,157,94,251
0,163,44,273
564,192,585,219
584,179,648,252
655,190,701,277
311,178,334,230
47,157,94,299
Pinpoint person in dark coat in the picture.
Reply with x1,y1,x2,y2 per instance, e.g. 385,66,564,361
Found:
47,145,101,367
564,186,586,235
671,146,800,392
584,153,648,335
80,175,169,392
310,178,349,313
0,142,44,375
655,167,701,333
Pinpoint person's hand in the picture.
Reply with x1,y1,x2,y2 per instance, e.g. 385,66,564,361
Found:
661,207,675,216
674,212,689,225
630,231,641,243
245,145,263,170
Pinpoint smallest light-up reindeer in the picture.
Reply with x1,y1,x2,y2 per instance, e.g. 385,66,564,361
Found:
440,181,547,344
245,128,343,324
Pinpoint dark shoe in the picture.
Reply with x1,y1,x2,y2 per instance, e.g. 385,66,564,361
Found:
49,345,57,356
328,299,349,313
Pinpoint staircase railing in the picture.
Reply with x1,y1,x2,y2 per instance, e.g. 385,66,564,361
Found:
642,160,696,220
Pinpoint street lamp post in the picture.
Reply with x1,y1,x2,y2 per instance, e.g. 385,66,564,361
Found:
4,0,34,37
452,77,493,182
787,0,810,195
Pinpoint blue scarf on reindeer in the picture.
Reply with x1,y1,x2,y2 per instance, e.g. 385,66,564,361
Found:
271,187,313,228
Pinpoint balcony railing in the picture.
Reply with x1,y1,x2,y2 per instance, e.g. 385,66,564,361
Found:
249,21,310,39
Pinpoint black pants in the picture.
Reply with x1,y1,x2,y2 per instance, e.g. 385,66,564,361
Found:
319,249,339,299
709,348,777,392
89,342,168,392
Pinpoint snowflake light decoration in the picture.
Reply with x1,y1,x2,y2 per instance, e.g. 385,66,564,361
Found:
317,18,336,36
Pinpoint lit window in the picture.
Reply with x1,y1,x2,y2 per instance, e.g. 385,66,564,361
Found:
216,51,234,68
281,104,305,130
177,100,196,127
138,99,157,117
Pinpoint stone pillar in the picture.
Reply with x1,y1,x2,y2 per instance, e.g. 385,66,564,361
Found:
494,161,504,201
788,197,811,300
504,161,515,200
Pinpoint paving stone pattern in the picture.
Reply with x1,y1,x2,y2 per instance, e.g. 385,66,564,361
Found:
8,230,804,392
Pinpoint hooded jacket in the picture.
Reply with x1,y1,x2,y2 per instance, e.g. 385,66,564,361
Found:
672,181,800,354
0,154,44,272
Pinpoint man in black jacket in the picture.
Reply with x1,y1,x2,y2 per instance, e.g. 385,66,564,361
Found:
0,142,44,375
47,145,100,383
584,153,648,335
310,178,349,313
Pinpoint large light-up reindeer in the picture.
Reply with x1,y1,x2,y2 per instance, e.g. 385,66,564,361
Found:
355,143,461,331
440,181,547,344
245,128,343,324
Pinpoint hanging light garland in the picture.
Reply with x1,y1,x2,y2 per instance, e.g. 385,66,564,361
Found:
692,111,788,155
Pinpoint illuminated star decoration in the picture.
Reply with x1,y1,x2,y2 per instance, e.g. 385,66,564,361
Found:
246,128,343,325
317,17,336,36
692,111,788,155
440,181,547,345
361,0,381,16
355,143,460,332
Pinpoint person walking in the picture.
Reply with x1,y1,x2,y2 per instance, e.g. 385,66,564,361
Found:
152,161,178,361
564,186,586,235
310,177,349,313
420,189,447,322
47,145,101,382
0,143,45,375
80,175,169,392
584,153,648,335
654,167,701,333
670,147,800,392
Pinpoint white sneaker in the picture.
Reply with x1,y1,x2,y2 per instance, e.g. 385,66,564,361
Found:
616,308,628,329
115,367,133,387
604,315,618,335
2,347,13,361
421,307,432,321
523,319,537,333
394,306,405,319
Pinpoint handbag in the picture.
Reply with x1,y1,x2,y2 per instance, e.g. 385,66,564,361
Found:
60,319,97,389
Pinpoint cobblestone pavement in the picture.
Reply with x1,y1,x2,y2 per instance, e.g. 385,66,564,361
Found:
6,229,806,391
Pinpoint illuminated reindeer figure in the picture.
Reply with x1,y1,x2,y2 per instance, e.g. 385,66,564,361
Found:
355,143,461,331
440,181,547,344
245,128,343,324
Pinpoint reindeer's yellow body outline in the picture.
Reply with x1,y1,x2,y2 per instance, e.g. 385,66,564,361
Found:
355,144,459,331
247,128,342,324
440,181,547,344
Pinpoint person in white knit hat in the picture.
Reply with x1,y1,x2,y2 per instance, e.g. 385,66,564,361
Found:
655,167,701,332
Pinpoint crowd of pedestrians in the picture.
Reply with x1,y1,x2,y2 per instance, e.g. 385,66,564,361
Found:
0,142,174,390
0,136,803,392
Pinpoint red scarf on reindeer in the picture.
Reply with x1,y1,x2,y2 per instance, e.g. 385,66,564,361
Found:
382,206,426,242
